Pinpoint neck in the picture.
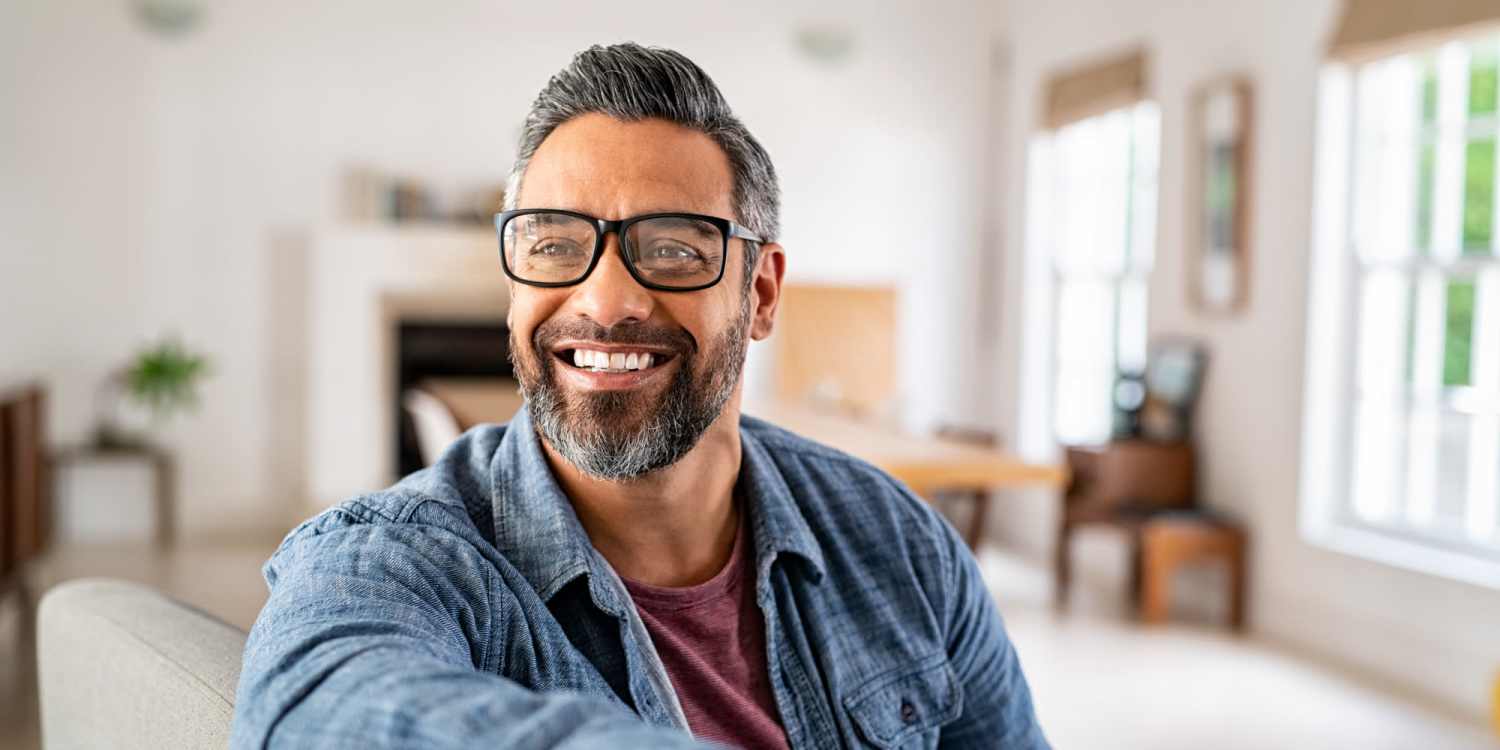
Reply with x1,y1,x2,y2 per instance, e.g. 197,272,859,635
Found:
541,394,745,588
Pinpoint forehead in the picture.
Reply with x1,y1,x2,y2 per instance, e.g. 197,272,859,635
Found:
516,113,736,220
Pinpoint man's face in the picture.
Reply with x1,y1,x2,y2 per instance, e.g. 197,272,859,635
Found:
508,114,770,480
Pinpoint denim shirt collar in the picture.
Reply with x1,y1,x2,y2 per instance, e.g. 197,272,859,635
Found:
489,404,826,614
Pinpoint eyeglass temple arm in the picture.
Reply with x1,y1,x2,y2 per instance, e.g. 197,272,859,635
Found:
729,223,764,243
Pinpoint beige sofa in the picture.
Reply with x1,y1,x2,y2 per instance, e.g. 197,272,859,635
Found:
37,578,246,748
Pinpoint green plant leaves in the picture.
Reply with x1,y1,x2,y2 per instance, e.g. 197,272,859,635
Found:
124,337,209,421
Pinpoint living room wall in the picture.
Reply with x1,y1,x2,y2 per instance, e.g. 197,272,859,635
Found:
1,1,151,446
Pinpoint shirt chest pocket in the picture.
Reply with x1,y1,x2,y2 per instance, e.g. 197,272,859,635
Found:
843,656,964,749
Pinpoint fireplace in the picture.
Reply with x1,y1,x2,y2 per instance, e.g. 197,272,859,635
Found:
303,223,511,513
395,319,513,476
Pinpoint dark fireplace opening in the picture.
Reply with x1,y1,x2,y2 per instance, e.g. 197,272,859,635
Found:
395,319,513,477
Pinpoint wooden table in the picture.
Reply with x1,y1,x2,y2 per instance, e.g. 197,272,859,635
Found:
746,402,1067,549
744,402,1067,495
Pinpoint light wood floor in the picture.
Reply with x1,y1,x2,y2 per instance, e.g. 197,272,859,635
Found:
0,537,1493,749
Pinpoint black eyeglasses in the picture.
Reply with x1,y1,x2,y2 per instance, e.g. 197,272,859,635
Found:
494,209,763,292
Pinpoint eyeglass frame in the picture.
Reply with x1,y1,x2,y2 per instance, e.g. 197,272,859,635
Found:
493,208,765,292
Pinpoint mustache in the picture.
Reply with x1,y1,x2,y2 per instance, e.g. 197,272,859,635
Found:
531,318,698,355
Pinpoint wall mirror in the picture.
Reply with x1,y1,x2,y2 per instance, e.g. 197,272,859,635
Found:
1189,77,1253,314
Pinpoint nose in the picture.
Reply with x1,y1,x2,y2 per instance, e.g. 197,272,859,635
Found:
566,234,655,328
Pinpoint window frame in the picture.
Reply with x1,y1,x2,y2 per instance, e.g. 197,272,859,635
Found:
1018,101,1161,456
1303,35,1500,590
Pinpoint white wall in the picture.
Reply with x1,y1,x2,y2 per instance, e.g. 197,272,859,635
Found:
1,1,151,441
5,0,999,533
992,0,1500,721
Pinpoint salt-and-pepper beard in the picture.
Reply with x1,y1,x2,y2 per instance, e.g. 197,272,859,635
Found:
511,294,751,481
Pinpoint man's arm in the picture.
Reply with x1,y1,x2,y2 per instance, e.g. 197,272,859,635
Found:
229,517,710,749
937,523,1050,749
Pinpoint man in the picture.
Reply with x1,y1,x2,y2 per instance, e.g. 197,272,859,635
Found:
232,43,1046,749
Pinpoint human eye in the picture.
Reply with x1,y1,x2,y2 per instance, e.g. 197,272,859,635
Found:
528,239,587,258
643,242,705,262
635,242,715,279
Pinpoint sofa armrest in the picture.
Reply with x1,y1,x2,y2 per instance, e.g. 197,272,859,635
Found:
37,578,247,748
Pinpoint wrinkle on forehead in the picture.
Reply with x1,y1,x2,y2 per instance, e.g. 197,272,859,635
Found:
517,114,737,221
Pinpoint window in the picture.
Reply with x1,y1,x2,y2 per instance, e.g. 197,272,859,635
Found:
1305,34,1500,586
1020,102,1161,451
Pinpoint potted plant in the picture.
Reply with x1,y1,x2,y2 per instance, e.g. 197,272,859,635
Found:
94,337,210,449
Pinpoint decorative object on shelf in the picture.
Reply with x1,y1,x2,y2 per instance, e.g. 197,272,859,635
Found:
1188,76,1253,314
1111,369,1148,439
449,184,508,226
339,164,504,226
1139,339,1208,442
390,180,435,223
340,165,387,222
94,337,210,449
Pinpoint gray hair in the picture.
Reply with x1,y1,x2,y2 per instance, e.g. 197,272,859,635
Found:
505,43,780,282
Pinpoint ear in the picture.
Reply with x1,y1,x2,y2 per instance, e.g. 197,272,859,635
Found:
748,243,786,341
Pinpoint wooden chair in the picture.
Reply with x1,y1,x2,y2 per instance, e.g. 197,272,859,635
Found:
1056,439,1249,629
1054,440,1195,611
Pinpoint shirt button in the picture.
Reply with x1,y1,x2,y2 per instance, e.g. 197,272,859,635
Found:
900,700,918,724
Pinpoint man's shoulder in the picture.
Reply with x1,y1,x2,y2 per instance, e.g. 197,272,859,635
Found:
274,423,510,557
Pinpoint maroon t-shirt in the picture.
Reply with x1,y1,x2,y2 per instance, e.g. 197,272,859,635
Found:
621,520,790,750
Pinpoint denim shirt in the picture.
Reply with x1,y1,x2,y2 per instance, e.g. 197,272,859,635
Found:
231,406,1048,749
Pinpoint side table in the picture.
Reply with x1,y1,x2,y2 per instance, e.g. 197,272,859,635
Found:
50,444,176,547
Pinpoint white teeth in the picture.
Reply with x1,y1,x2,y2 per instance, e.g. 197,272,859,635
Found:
568,348,660,371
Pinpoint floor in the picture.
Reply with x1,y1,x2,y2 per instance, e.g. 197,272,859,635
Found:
980,550,1496,749
1,537,1494,749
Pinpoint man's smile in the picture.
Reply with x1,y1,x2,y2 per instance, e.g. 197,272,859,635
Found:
549,342,681,390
